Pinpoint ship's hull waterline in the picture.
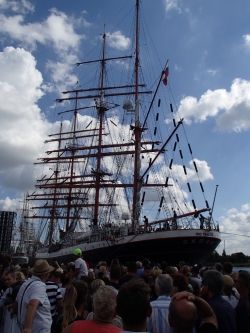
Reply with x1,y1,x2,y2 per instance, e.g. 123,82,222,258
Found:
35,229,221,265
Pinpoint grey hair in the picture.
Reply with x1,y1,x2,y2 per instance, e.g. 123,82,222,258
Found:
155,274,173,296
203,269,224,295
93,285,118,320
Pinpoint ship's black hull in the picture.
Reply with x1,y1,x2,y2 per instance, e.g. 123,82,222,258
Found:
35,229,221,266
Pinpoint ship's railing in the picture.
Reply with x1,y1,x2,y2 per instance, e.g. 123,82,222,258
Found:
0,307,21,333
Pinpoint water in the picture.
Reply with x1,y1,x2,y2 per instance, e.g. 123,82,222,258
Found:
233,266,250,273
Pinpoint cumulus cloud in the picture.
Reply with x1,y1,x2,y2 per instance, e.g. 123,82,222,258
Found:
0,0,34,14
0,197,22,211
0,47,50,192
0,8,84,52
171,159,213,184
176,78,250,132
107,31,131,51
243,34,250,48
164,0,181,13
219,204,250,255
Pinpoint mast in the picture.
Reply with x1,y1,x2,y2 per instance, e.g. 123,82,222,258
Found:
132,0,141,226
93,26,107,227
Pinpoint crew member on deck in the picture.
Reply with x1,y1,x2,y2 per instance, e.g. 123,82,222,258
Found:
172,211,177,230
144,216,149,231
199,214,205,229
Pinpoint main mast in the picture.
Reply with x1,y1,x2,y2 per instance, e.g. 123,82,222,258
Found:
132,0,141,226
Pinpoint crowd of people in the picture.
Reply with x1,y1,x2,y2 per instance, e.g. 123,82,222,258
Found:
0,251,250,333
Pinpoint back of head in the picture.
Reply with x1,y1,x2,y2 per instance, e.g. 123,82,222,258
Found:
60,271,71,286
116,279,151,327
93,285,118,321
142,258,150,268
171,273,188,292
203,269,224,295
222,262,233,275
161,261,168,271
214,263,223,272
110,265,121,280
14,271,25,281
169,298,197,333
127,261,138,274
155,274,173,296
91,278,105,292
62,280,88,330
238,270,250,289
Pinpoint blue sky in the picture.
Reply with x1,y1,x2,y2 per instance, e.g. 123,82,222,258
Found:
0,0,250,255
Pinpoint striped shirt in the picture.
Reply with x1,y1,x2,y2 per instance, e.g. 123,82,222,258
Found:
45,281,62,319
146,295,172,333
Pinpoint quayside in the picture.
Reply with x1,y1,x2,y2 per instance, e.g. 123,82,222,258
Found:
22,0,221,265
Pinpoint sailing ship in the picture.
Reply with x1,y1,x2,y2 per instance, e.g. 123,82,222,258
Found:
25,0,221,265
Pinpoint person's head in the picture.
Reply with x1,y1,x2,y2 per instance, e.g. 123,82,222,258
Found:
142,258,150,268
161,261,168,272
214,263,222,273
20,268,29,279
171,273,188,293
126,261,138,275
93,285,118,322
155,274,173,296
222,262,233,275
4,272,16,287
14,271,25,281
136,261,142,269
178,261,185,270
182,265,191,277
51,268,62,280
202,269,224,297
116,279,151,330
62,281,88,330
234,270,250,297
29,259,54,282
143,265,152,279
60,271,71,287
73,248,82,259
110,265,121,281
91,278,105,293
222,275,234,295
151,266,162,280
169,298,197,333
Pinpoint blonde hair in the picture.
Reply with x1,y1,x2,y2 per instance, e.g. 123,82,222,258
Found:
14,271,25,281
91,279,105,292
61,281,88,330
152,266,162,280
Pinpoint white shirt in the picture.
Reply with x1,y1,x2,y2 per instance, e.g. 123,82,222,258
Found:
74,257,88,279
17,275,52,333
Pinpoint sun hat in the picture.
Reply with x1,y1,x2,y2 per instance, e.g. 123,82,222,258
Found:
73,248,82,256
29,259,54,276
223,274,234,288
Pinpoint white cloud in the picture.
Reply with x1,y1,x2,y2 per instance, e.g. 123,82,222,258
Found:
219,204,250,255
163,0,181,13
107,31,131,51
170,158,213,184
0,0,34,14
0,197,22,211
0,8,84,52
207,69,218,76
0,47,50,191
176,78,250,132
243,34,250,48
45,54,79,92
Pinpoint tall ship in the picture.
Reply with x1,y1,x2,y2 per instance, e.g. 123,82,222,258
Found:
25,0,221,265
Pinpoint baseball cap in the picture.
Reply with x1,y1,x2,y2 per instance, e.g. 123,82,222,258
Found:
73,248,82,256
